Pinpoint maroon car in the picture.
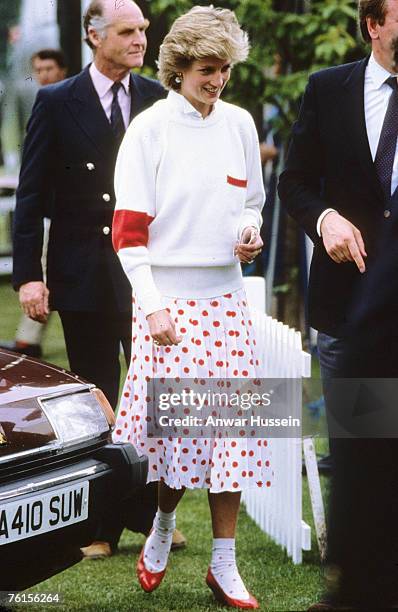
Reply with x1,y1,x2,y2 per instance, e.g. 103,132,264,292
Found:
0,349,147,591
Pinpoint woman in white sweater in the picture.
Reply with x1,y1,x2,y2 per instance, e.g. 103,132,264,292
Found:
112,6,270,609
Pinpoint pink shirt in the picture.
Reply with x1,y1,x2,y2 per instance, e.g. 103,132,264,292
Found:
89,62,131,129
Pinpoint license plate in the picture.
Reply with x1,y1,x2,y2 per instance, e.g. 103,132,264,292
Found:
0,481,89,545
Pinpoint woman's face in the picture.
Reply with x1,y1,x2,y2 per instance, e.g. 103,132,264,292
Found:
180,57,231,117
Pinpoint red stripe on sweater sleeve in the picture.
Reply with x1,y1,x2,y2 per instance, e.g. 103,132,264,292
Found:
112,209,154,252
227,175,248,188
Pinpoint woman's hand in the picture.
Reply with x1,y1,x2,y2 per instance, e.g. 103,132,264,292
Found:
234,227,263,264
147,309,183,346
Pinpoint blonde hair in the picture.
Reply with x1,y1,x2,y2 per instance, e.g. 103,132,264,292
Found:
158,5,250,90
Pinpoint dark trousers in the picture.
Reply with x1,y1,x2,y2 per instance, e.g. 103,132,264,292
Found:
59,310,131,410
59,309,157,547
317,331,345,462
317,332,398,606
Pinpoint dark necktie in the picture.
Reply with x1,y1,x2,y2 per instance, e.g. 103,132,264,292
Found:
375,76,398,200
110,81,125,142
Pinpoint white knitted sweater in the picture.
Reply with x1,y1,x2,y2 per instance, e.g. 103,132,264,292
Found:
113,90,265,315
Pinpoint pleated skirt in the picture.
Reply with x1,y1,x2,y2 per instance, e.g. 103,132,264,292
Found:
113,288,273,493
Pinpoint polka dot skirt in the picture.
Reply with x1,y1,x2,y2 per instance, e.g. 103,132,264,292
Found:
113,288,273,493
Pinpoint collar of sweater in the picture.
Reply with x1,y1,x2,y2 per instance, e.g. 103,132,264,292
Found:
166,89,224,127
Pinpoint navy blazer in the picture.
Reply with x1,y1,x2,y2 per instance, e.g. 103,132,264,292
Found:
278,57,393,337
12,66,165,312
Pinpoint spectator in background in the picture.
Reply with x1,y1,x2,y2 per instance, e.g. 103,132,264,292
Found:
31,49,67,87
0,49,67,358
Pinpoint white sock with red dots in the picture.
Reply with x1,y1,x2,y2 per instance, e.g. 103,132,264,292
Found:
143,509,175,572
210,538,250,600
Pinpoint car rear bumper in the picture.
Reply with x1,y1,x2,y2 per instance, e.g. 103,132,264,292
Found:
0,441,148,590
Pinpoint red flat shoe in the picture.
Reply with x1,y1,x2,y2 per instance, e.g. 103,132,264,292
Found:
206,568,259,609
136,546,166,592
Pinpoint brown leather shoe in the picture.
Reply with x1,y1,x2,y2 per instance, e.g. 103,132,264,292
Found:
81,541,112,560
170,528,187,551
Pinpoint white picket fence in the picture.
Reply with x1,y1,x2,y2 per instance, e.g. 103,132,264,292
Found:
242,277,311,564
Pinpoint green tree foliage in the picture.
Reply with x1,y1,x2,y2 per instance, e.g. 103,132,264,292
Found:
148,0,365,138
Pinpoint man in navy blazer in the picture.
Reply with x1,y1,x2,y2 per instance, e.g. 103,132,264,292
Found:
12,0,167,556
278,0,398,341
279,1,398,608
278,0,398,396
13,0,164,408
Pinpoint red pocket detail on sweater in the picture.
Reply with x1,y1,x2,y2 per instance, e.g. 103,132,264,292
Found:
227,175,248,188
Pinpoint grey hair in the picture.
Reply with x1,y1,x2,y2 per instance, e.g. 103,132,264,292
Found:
83,0,109,49
88,15,109,38
158,5,250,91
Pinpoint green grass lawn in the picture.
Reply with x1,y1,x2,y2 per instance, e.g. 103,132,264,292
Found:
25,489,325,612
0,278,326,611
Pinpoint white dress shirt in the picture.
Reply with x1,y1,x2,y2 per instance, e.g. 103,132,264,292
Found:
317,53,398,235
89,62,131,130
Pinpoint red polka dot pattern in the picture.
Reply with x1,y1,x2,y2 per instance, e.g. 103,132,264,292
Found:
113,288,272,493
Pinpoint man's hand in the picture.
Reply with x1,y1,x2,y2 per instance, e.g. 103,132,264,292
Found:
234,227,263,264
320,211,367,273
19,281,50,323
260,142,278,165
147,309,183,347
